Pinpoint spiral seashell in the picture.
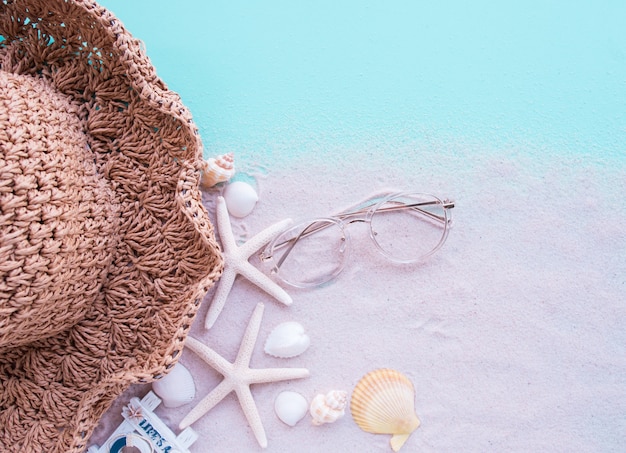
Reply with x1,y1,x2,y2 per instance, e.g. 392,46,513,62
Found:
350,369,420,452
200,152,235,187
152,363,196,408
309,390,348,426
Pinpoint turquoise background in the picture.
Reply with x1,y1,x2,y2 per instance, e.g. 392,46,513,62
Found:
98,1,626,160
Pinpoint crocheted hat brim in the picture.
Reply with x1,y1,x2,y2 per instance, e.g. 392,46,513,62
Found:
0,1,223,451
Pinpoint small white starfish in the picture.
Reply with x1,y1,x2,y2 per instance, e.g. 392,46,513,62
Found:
204,196,293,329
180,303,310,448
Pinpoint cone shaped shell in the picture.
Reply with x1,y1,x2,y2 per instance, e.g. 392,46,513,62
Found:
309,390,347,425
350,369,420,451
200,153,235,187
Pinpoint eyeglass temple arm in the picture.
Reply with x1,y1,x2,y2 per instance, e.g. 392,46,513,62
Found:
272,221,324,269
336,200,454,224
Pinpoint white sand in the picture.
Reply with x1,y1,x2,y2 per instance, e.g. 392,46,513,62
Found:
92,139,625,452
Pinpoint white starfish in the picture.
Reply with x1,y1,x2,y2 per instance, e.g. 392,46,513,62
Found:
180,303,310,448
204,196,293,329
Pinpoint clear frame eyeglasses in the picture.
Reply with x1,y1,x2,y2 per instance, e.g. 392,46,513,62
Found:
259,192,454,288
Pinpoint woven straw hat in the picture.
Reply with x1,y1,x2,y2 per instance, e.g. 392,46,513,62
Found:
0,1,223,451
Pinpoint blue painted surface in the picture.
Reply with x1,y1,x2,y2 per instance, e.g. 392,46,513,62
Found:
98,1,626,159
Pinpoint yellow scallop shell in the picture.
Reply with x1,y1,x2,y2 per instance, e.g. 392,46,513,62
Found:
350,369,421,452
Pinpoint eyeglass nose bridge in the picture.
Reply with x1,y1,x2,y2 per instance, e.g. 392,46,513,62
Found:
443,199,455,228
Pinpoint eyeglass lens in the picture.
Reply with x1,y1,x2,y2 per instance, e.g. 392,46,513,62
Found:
269,219,348,287
369,193,448,263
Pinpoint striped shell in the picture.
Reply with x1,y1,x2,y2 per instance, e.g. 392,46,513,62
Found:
264,321,311,358
350,369,420,452
200,152,235,187
152,363,196,408
309,390,348,425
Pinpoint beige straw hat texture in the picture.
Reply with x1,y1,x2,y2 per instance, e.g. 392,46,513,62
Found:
0,0,224,451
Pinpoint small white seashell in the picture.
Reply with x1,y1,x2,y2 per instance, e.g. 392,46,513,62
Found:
310,390,348,426
274,391,309,427
200,153,235,188
350,368,420,452
223,181,259,218
152,363,196,408
264,321,311,359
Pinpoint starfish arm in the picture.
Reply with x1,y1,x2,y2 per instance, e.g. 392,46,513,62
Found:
185,336,233,376
234,303,264,367
216,196,237,251
235,385,268,449
239,217,293,256
204,264,237,329
237,263,293,306
183,305,310,448
246,367,310,385
179,378,234,429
